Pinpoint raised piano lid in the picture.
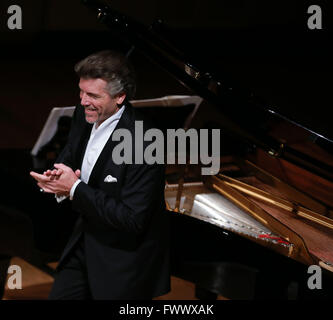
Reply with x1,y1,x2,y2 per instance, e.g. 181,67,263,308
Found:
81,0,333,183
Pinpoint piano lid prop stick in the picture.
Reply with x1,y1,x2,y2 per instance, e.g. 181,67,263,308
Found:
174,164,187,213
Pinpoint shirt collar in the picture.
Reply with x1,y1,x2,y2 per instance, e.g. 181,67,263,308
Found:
92,104,126,133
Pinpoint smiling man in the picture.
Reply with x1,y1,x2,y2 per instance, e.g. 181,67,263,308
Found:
30,50,170,300
80,77,125,126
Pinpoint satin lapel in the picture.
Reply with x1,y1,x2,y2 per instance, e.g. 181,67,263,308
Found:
75,122,93,170
87,105,133,186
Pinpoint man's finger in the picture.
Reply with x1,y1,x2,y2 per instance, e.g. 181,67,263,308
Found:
44,170,52,176
49,169,56,180
54,163,69,171
75,169,81,178
30,171,51,182
55,168,63,176
49,169,59,180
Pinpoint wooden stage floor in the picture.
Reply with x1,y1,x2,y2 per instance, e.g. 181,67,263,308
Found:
2,257,227,300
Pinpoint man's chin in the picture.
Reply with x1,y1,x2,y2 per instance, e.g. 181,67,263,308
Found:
85,116,97,124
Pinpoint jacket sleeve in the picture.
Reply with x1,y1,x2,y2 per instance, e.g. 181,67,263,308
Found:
71,162,165,235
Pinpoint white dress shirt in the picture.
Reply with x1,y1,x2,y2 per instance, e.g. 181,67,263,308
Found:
57,105,125,202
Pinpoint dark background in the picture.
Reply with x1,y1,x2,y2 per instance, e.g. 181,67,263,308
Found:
0,0,332,148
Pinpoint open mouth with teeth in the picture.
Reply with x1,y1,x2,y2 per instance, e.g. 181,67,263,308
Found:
85,106,97,111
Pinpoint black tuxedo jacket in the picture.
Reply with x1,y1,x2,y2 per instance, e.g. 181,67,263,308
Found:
55,103,170,299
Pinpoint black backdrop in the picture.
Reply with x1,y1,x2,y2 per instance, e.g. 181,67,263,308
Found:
0,0,332,148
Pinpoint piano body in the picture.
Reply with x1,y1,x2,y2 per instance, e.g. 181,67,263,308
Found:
1,0,333,300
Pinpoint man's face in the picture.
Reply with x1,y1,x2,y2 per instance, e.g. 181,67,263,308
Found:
79,78,125,127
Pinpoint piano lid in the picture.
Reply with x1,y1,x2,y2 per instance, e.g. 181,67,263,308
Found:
82,0,333,181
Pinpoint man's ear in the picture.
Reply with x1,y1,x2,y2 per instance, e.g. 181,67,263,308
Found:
116,92,126,105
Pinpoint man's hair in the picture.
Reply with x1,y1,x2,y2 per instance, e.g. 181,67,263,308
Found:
74,50,136,100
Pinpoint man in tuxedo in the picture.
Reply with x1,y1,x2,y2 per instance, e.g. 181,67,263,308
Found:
30,50,170,299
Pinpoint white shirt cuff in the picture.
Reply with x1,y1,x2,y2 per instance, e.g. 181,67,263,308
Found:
70,179,81,200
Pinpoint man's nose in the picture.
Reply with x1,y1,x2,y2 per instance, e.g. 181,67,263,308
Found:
81,93,90,106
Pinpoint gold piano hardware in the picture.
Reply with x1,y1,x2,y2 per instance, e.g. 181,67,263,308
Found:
218,174,333,231
238,159,328,216
211,183,268,227
204,175,316,265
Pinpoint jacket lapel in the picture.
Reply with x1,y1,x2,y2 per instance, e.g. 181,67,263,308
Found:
87,104,133,187
75,121,93,170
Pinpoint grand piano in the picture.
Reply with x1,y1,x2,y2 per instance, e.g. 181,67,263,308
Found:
1,0,333,300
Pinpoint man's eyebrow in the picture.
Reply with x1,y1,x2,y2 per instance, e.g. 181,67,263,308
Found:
79,88,101,97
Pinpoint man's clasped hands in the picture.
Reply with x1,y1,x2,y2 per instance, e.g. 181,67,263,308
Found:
30,163,81,197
